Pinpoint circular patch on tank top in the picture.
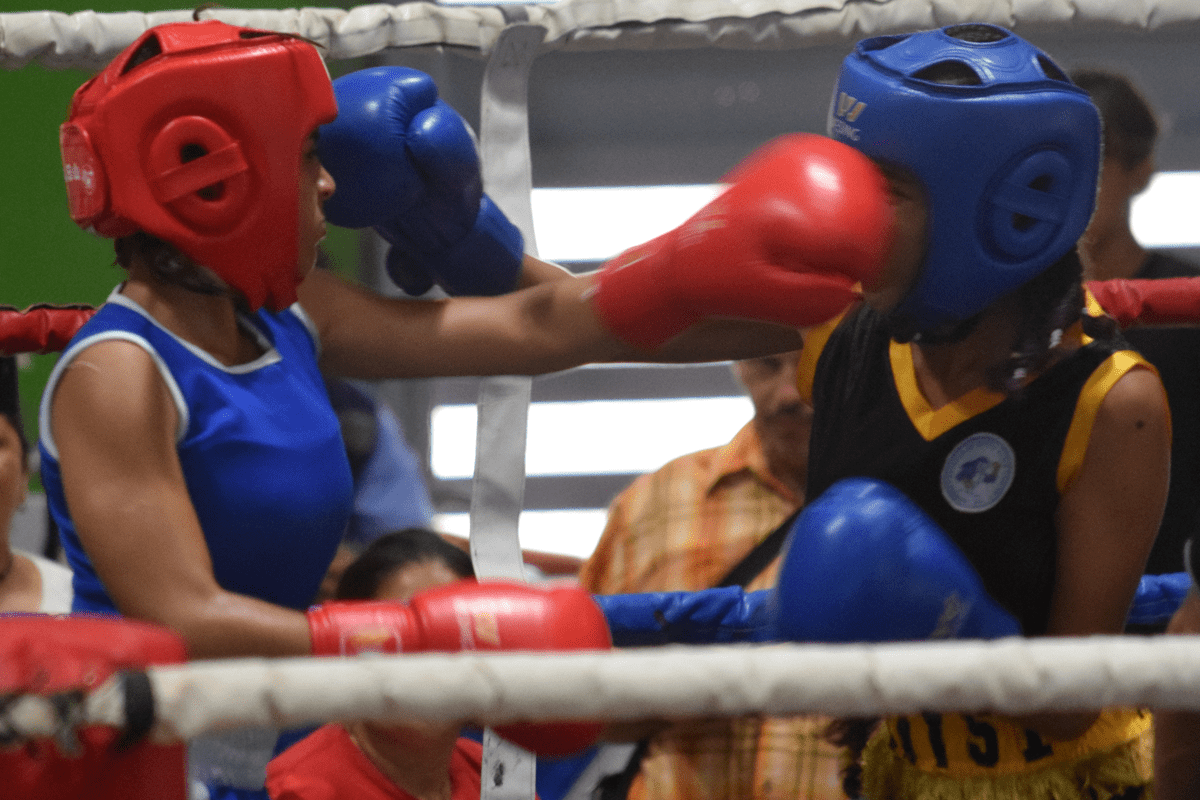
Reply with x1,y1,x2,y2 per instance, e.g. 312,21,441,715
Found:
940,432,1016,513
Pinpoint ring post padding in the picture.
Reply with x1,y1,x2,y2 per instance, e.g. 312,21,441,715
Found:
472,20,548,800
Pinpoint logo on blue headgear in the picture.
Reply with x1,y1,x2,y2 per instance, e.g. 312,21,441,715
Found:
827,24,1101,340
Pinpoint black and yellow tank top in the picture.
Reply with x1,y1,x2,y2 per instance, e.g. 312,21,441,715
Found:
798,304,1149,636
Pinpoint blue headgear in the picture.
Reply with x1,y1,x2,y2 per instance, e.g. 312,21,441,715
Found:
827,24,1101,340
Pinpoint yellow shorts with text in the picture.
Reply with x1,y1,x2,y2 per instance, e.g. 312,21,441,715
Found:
862,708,1152,800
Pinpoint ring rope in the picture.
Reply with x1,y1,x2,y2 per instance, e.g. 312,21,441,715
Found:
8,637,1200,746
6,1,1200,71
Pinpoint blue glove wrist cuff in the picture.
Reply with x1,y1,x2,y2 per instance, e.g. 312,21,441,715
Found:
383,194,523,297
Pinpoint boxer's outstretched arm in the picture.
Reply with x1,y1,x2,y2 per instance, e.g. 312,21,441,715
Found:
305,134,888,380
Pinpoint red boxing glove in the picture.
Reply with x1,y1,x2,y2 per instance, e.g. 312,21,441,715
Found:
1086,277,1200,328
0,303,95,355
307,581,612,755
306,598,421,655
592,133,894,350
0,614,188,800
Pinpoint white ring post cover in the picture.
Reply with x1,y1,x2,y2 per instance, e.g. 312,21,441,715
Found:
473,19,547,800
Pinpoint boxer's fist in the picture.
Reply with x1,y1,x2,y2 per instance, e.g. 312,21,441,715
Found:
411,581,612,757
761,478,1021,643
0,614,188,800
592,133,894,349
307,581,612,756
306,597,420,655
307,580,611,655
319,67,523,296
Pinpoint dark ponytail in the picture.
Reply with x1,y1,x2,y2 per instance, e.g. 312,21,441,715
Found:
988,248,1113,394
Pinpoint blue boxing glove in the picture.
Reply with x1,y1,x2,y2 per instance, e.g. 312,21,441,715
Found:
594,564,1178,646
1127,571,1191,627
761,477,1021,643
319,66,523,296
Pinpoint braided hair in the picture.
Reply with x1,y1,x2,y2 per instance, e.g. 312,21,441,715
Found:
988,247,1118,395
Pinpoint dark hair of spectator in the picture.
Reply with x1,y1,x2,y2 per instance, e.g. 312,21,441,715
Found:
1072,69,1159,170
335,528,475,601
0,357,29,468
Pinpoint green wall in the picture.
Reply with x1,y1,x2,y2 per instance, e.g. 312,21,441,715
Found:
3,4,360,471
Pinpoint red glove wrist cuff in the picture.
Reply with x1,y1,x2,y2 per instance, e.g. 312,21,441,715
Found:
592,233,696,351
307,601,415,656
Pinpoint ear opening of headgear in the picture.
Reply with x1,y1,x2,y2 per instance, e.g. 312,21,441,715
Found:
985,150,1074,261
826,23,1101,341
147,116,251,232
59,20,337,311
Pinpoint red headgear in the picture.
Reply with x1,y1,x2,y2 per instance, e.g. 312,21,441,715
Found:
60,20,338,311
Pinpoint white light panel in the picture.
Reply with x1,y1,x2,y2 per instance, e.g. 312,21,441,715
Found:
431,394,752,479
432,509,610,562
530,174,1200,264
532,184,723,263
1131,171,1200,248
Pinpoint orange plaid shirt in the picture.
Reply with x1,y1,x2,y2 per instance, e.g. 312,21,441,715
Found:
579,422,845,800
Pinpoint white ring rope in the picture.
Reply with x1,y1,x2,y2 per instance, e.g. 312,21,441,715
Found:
10,637,1200,746
6,0,1200,71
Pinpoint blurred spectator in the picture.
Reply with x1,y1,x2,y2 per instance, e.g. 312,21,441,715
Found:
0,356,70,613
266,528,485,800
577,351,844,800
314,378,436,603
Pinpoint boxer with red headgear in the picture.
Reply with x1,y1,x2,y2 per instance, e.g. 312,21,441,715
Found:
37,15,893,799
60,20,337,313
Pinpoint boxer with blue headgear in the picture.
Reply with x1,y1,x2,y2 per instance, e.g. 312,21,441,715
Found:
789,23,1168,800
828,23,1101,344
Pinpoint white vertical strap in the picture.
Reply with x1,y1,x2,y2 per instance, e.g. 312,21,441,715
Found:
480,727,539,800
470,21,547,583
469,376,532,582
473,20,547,800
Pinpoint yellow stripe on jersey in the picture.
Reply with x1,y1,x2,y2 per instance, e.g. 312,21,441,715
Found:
888,340,1005,442
1056,350,1158,494
796,311,844,404
1083,285,1105,323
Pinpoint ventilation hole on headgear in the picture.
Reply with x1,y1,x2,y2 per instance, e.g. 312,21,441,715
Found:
180,143,207,163
1037,56,1070,83
944,24,1008,44
1011,174,1055,232
913,61,983,86
1029,174,1054,192
239,30,273,40
179,143,224,202
122,35,162,73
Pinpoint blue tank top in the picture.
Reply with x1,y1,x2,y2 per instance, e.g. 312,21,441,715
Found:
39,290,355,613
